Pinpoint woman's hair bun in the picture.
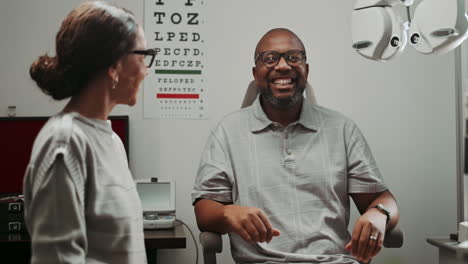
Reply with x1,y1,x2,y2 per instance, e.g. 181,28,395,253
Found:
29,55,77,100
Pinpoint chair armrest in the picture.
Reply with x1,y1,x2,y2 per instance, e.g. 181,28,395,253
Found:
200,231,223,253
383,225,404,248
200,232,223,264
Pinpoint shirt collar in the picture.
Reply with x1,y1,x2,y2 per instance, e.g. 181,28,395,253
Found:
297,98,318,131
249,95,272,132
249,95,318,132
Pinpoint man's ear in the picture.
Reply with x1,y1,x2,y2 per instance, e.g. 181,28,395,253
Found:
252,66,260,86
305,63,309,79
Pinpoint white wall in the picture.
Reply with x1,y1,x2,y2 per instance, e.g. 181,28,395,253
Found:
0,1,458,264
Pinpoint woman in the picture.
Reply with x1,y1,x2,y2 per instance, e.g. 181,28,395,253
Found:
24,1,155,263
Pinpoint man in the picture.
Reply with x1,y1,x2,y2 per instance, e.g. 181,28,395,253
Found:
192,28,399,264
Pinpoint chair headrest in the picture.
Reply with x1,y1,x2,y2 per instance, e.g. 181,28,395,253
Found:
241,81,317,108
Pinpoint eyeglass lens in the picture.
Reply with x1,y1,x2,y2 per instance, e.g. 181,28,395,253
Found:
133,49,155,68
144,55,154,67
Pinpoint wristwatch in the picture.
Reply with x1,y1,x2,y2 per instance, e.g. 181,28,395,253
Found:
373,203,391,224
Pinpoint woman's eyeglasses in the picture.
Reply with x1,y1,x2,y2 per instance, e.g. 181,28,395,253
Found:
132,49,156,68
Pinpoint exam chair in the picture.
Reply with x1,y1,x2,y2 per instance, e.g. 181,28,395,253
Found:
199,82,404,264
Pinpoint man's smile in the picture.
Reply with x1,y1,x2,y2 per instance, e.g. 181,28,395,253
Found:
270,77,296,92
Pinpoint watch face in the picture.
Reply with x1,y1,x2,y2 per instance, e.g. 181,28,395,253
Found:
377,204,390,214
375,204,390,223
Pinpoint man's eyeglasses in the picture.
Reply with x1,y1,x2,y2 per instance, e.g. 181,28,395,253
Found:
132,49,156,68
255,50,306,68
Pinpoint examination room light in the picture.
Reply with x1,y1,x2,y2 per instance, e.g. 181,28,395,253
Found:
351,0,468,61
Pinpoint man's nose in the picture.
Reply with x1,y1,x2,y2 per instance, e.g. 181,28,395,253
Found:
274,56,291,70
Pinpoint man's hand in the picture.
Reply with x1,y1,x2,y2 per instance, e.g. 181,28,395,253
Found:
223,204,280,244
345,208,387,263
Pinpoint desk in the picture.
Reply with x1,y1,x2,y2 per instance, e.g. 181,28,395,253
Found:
427,237,468,264
145,224,187,263
0,224,186,264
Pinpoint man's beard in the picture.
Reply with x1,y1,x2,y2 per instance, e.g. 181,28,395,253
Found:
260,84,305,110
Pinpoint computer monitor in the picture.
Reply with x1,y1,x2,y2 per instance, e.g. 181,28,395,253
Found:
136,181,176,214
0,115,129,194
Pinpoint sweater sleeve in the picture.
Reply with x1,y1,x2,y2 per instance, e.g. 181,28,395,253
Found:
24,154,87,264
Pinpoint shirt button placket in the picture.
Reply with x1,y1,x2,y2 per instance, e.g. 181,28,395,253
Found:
283,128,295,169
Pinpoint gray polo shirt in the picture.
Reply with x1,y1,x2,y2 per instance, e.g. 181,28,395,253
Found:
192,96,387,264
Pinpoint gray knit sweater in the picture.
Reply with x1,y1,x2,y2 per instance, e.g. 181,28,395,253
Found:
23,112,147,264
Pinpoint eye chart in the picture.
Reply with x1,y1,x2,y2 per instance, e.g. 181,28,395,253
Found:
143,0,206,119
